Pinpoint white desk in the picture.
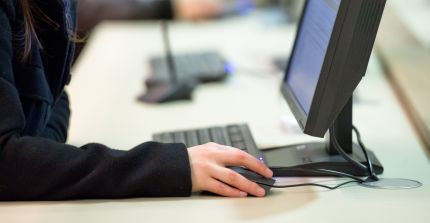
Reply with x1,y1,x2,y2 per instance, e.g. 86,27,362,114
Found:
390,0,430,49
1,17,429,223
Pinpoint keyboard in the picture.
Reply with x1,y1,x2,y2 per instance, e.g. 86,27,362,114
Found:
152,124,262,158
147,51,228,84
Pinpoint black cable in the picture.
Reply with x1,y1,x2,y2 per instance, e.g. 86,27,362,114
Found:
284,168,365,182
161,20,178,84
329,125,380,183
262,180,360,190
261,126,377,191
329,126,368,173
258,126,378,191
352,125,378,180
259,168,364,190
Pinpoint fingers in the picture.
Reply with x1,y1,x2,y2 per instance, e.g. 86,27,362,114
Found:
188,142,273,197
211,166,266,197
215,144,273,178
205,178,248,197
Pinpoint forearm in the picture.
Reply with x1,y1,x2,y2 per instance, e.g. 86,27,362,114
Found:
0,135,192,200
0,79,191,201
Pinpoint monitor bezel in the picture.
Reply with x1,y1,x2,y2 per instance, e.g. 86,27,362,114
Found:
281,0,351,136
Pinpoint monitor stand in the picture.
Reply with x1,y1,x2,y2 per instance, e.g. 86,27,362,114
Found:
262,99,384,177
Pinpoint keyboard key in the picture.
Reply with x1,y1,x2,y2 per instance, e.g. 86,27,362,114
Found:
229,133,243,143
185,130,199,147
232,141,246,150
153,132,173,143
227,125,240,134
209,127,226,145
173,132,186,145
197,129,211,144
239,125,258,153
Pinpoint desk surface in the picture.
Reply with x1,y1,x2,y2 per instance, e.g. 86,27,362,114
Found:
390,0,430,49
1,16,430,223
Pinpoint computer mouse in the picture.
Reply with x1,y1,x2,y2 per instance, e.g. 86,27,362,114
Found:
139,79,198,103
228,166,276,196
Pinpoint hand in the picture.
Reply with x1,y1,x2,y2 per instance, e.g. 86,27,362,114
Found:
188,142,273,197
174,0,224,20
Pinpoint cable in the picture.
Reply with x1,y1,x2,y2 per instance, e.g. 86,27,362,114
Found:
262,180,361,190
330,125,380,183
352,125,378,180
254,168,365,191
161,20,178,84
257,126,378,191
284,168,365,182
329,126,368,173
262,126,378,191
255,167,365,190
259,168,364,190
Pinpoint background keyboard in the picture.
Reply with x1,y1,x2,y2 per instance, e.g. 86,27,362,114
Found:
147,51,228,84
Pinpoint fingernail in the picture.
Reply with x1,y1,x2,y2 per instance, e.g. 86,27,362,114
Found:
240,192,247,197
257,188,265,196
265,168,273,177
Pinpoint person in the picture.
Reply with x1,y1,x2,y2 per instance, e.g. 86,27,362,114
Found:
0,0,272,200
77,0,224,34
74,0,224,60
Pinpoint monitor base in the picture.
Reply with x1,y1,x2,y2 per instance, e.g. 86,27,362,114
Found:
261,142,383,177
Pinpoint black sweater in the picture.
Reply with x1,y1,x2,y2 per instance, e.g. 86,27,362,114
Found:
0,0,191,200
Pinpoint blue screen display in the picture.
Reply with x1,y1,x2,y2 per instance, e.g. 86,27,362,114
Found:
285,0,341,114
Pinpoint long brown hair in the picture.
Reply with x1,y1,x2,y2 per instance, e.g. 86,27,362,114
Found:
19,0,79,61
20,0,41,60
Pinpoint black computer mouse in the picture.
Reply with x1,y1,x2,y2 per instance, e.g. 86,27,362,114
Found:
228,166,276,196
139,79,198,103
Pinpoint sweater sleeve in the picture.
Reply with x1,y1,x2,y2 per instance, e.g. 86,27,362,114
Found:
40,91,71,142
0,1,191,201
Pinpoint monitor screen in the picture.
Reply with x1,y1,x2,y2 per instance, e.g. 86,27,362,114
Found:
284,0,341,115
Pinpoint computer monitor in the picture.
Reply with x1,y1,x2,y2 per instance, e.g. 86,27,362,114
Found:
263,0,386,176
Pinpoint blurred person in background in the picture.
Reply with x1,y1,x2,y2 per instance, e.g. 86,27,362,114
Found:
77,0,225,34
75,0,225,59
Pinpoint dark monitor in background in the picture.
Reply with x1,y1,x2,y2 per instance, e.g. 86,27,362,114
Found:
263,0,387,176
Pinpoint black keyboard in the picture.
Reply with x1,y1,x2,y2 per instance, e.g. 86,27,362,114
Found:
152,124,262,158
147,51,228,84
